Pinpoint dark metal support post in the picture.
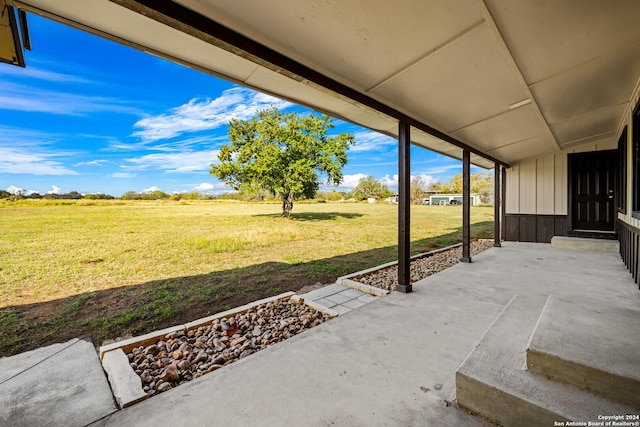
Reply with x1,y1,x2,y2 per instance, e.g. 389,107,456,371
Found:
494,162,502,247
501,166,506,244
460,149,471,263
397,121,412,293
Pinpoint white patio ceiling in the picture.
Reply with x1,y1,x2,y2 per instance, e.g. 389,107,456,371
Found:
11,0,640,168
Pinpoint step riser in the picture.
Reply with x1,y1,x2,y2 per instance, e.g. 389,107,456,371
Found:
550,236,619,253
456,295,637,424
526,297,640,410
456,372,563,427
527,350,640,410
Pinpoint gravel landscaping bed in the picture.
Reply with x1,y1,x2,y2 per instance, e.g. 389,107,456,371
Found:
123,240,494,398
127,298,331,397
350,239,495,291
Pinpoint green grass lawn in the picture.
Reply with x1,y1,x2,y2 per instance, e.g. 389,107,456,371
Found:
0,199,494,355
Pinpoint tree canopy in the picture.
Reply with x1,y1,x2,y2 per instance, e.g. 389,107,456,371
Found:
410,176,427,203
352,175,392,200
210,108,355,217
430,172,494,203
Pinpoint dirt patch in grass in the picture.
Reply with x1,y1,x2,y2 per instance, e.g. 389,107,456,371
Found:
0,266,350,356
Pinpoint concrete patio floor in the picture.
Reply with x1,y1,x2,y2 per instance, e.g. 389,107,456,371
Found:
2,242,639,426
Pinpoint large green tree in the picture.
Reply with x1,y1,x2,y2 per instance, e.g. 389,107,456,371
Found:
210,108,355,217
352,175,391,200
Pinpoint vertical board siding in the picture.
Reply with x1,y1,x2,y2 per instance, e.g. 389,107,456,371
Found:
504,214,567,243
520,160,537,214
537,155,555,214
506,165,520,213
555,152,567,215
505,215,519,241
506,141,620,217
554,216,568,237
536,216,556,243
519,215,537,242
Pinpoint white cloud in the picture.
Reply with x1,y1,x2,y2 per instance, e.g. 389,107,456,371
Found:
192,182,230,193
6,186,41,195
377,173,436,190
123,149,219,173
7,185,24,195
412,173,437,187
141,186,161,194
0,65,91,83
379,174,398,188
0,145,79,176
132,87,291,142
0,81,142,116
75,159,108,167
420,164,462,175
111,172,136,179
193,182,215,191
324,172,433,192
338,173,368,189
350,131,396,153
47,185,61,194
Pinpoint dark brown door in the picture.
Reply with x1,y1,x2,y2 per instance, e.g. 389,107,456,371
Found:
570,150,616,232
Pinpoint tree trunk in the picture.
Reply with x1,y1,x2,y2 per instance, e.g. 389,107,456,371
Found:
281,193,294,218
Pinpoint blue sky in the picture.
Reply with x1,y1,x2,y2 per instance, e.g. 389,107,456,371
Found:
0,14,481,197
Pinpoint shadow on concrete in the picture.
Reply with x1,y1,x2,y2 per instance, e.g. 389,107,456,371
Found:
0,221,493,356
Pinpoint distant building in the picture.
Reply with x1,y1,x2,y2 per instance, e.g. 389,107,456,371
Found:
428,193,483,206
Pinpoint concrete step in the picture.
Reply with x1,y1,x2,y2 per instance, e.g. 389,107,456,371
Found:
551,236,619,253
527,296,640,409
456,295,636,426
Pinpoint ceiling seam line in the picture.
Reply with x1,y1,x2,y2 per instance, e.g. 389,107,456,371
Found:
546,101,630,128
486,135,552,152
527,39,640,89
117,0,508,168
479,0,560,151
364,19,486,93
559,131,617,149
449,105,533,134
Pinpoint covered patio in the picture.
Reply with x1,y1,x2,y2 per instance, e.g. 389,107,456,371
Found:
3,242,636,426
98,243,638,426
2,1,640,424
5,0,640,288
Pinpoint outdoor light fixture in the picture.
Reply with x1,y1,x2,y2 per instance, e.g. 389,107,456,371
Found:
508,98,532,110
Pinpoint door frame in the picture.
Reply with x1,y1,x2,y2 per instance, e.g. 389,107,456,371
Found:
567,149,618,239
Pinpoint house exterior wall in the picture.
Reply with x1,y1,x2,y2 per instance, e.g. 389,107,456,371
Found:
505,139,617,216
618,80,640,231
617,81,640,286
504,139,616,242
504,76,640,286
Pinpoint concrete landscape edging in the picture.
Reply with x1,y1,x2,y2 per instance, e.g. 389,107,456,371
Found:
290,294,339,317
340,278,389,297
336,242,463,292
98,291,337,409
101,348,148,409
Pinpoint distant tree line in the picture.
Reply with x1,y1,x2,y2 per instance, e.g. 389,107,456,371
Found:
0,173,493,204
0,190,115,200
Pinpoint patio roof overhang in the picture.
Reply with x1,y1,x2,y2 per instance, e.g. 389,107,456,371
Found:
9,0,640,169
